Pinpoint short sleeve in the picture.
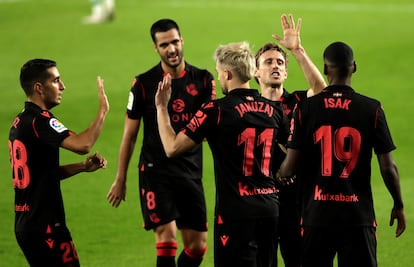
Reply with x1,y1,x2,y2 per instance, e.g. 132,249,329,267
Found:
34,115,72,148
126,77,145,120
183,101,218,144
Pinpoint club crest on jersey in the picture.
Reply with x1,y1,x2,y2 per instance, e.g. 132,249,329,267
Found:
186,83,198,96
49,118,67,133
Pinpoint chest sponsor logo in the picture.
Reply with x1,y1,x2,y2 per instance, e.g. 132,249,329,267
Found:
49,118,67,133
170,98,196,123
172,99,185,113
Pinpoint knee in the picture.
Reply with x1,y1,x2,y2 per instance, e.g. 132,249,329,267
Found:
183,230,207,250
155,222,177,243
183,245,207,259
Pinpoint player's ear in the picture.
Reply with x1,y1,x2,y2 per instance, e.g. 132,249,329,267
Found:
323,64,328,75
352,61,357,73
254,68,260,79
225,69,232,80
33,82,43,95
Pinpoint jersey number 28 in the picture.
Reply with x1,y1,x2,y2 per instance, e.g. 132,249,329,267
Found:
9,139,30,189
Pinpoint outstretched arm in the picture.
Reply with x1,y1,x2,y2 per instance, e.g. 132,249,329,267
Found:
155,73,197,157
377,153,406,237
272,13,326,97
107,117,140,207
59,152,107,180
62,76,110,154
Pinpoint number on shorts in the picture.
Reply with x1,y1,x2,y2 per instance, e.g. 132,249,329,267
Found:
61,241,79,263
146,191,156,210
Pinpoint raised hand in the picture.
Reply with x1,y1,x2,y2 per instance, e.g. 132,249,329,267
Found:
155,73,172,109
272,13,302,51
97,76,110,115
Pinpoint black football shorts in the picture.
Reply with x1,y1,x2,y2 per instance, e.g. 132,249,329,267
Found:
15,224,80,267
139,168,208,232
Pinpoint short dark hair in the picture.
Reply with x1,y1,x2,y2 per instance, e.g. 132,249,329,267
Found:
323,42,354,77
254,42,288,84
19,58,56,96
323,41,354,66
150,18,180,43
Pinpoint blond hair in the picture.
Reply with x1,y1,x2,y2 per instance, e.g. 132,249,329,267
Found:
213,41,256,83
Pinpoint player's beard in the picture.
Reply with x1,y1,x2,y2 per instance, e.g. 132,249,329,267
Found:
270,82,283,89
267,75,283,88
162,51,184,69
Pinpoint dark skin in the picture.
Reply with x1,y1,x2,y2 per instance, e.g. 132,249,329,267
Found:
59,152,107,180
278,59,406,237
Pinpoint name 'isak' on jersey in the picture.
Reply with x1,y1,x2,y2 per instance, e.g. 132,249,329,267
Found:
323,97,352,110
234,101,274,118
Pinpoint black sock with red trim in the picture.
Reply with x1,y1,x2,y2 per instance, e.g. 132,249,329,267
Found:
156,241,177,267
177,246,206,267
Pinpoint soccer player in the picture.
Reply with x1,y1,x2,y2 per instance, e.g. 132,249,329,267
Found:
254,14,326,267
9,58,109,266
155,41,288,267
83,0,115,24
278,41,406,267
106,19,215,267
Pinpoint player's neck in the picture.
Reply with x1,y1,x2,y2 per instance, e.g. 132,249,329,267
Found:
260,85,283,101
228,81,251,92
328,76,352,87
161,61,185,79
27,97,48,111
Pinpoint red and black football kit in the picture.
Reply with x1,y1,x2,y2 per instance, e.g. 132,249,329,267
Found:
127,62,215,231
182,88,288,267
273,89,308,267
288,85,396,267
9,102,79,267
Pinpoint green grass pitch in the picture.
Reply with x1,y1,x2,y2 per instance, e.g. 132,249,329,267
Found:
0,0,413,266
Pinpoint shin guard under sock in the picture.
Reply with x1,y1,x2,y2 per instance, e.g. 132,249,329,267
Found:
177,246,206,267
156,241,178,267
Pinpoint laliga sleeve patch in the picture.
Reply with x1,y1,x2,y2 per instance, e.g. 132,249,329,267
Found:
49,118,68,133
127,91,134,111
